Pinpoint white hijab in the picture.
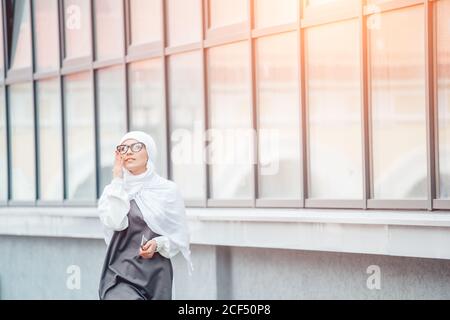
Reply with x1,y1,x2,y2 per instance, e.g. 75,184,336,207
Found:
116,131,193,274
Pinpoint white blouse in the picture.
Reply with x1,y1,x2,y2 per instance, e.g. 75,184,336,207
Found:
98,177,180,259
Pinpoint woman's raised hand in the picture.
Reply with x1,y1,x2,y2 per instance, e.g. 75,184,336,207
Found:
112,150,124,179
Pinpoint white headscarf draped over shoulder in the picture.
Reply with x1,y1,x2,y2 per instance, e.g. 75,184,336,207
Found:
118,131,193,273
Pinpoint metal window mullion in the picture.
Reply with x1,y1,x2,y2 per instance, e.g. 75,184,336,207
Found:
32,81,39,202
424,0,437,211
298,3,306,208
203,0,213,204
60,0,67,63
249,0,256,207
359,1,370,209
5,82,10,203
89,0,100,199
58,0,68,201
366,9,375,201
121,0,130,132
161,0,170,180
93,68,100,199
299,23,310,205
200,0,209,207
30,0,40,203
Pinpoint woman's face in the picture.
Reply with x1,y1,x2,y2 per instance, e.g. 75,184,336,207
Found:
121,139,149,173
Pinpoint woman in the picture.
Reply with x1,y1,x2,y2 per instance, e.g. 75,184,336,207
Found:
98,131,192,300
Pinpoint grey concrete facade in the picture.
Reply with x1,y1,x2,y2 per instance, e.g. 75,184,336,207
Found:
1,235,450,300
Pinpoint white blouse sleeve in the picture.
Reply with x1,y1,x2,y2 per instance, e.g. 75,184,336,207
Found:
98,177,130,231
153,236,180,259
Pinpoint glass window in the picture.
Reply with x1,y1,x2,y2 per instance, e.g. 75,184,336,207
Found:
306,0,341,6
128,59,167,177
209,0,247,30
63,72,96,200
96,66,127,193
168,51,206,201
305,0,356,7
63,0,91,59
33,0,59,72
166,0,202,47
437,0,450,199
9,82,35,201
303,0,360,17
369,5,427,199
129,0,162,46
36,78,63,201
10,0,32,70
254,0,298,29
0,88,6,201
367,0,394,5
306,20,363,199
94,0,124,60
207,41,253,200
256,32,301,199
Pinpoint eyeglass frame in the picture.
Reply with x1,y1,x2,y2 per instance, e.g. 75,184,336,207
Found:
116,142,146,154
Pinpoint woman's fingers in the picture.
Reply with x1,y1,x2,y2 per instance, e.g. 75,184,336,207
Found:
142,240,151,250
139,240,156,259
142,239,156,251
139,251,154,259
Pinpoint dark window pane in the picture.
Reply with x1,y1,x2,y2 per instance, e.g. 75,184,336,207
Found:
10,0,32,70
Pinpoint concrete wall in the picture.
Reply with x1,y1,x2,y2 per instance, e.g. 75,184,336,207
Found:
1,235,450,299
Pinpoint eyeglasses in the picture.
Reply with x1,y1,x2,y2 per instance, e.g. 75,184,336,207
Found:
116,142,145,154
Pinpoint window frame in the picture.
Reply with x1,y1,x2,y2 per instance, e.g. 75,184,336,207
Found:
0,0,446,211
5,0,34,83
31,0,61,77
93,0,126,64
6,81,37,206
61,0,94,72
204,0,250,42
125,0,164,60
302,17,365,209
365,2,432,210
432,0,450,210
35,77,65,206
166,51,208,207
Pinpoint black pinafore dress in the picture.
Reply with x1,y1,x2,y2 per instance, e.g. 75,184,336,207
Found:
99,199,173,300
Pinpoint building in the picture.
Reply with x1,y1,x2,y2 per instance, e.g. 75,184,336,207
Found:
0,0,450,299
